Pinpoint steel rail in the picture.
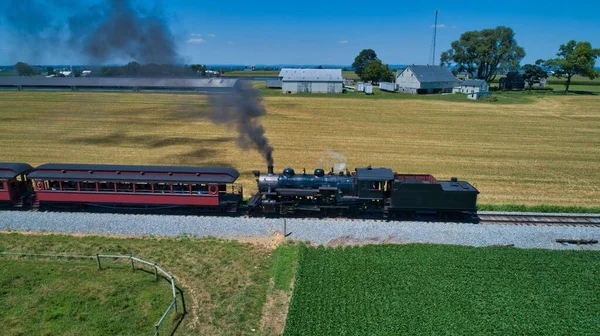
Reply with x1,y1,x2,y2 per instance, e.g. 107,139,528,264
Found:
478,214,600,227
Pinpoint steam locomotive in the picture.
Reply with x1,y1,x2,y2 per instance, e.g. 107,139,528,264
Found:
1,162,478,219
248,165,478,219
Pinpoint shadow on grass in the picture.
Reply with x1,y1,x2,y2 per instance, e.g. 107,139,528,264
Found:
148,136,234,149
563,90,598,95
71,133,234,150
162,147,234,167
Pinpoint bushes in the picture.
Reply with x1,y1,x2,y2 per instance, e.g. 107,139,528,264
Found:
526,86,554,91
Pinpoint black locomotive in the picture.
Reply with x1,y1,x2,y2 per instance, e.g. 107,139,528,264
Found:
248,165,479,219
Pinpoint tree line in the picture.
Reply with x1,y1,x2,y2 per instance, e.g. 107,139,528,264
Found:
353,26,599,93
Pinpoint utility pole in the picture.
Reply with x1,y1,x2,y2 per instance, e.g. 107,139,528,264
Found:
429,10,439,66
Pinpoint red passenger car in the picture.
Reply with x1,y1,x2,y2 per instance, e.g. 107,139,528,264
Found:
0,162,34,207
28,164,243,212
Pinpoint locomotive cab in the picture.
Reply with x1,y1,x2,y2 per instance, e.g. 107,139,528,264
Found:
355,167,394,200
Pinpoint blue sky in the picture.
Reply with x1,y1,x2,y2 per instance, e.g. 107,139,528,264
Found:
1,0,599,66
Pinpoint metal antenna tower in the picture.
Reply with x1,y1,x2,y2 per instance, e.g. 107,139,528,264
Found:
429,10,438,65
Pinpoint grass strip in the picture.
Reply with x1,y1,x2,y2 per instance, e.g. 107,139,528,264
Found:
478,203,600,213
271,243,300,291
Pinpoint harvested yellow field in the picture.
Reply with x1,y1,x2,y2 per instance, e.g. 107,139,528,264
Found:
0,91,598,206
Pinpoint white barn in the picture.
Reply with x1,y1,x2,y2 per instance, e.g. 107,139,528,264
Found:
279,68,344,94
453,79,489,94
395,65,459,94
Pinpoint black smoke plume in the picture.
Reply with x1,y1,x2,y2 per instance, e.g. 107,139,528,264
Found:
208,82,274,166
82,0,180,64
1,0,180,64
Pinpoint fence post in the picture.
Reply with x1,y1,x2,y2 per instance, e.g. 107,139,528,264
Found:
283,219,287,236
171,277,178,312
130,256,135,272
154,264,158,281
96,254,101,270
155,324,159,336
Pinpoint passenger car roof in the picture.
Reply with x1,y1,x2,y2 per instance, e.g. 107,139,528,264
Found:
28,164,239,184
0,162,34,179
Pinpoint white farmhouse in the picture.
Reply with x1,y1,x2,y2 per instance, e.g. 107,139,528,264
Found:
452,79,489,94
395,65,459,94
279,68,344,94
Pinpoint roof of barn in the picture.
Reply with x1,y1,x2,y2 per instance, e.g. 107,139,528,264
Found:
279,68,344,82
399,65,459,83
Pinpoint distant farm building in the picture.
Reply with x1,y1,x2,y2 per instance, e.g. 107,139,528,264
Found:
526,77,547,88
453,79,489,94
499,72,526,90
395,65,459,94
279,68,344,94
467,91,492,100
0,77,242,93
379,82,396,92
265,79,282,89
357,82,365,92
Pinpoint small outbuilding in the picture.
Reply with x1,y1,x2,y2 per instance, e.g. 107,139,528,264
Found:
279,68,344,94
395,65,459,94
467,91,492,100
453,79,489,94
379,82,396,92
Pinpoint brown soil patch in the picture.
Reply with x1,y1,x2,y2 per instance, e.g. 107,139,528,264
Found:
234,233,288,250
259,279,293,335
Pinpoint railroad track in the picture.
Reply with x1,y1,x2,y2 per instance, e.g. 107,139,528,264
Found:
478,213,600,227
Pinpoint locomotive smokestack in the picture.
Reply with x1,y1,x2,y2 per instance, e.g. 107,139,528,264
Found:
268,165,274,175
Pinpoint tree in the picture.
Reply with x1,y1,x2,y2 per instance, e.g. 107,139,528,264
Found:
361,60,394,83
100,66,125,76
522,60,548,90
440,26,525,82
124,61,141,76
189,64,207,75
352,49,377,79
15,62,35,76
544,40,600,93
46,66,55,75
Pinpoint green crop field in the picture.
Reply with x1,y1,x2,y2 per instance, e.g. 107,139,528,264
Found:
285,244,600,336
0,258,174,336
0,232,296,335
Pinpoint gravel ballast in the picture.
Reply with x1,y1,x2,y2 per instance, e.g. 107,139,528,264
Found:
1,211,599,250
